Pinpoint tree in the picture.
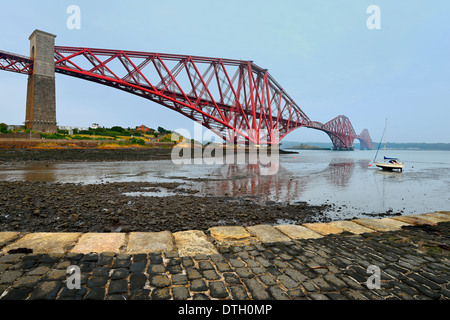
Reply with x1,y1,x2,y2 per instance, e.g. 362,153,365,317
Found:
157,126,172,134
0,123,8,133
157,126,166,134
110,126,125,132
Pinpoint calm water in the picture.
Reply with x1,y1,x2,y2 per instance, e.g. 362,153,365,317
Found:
0,149,449,221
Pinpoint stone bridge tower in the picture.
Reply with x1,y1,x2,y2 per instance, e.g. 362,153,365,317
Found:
25,29,57,133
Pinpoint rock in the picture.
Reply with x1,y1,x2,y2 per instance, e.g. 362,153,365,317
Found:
120,225,131,233
0,180,329,234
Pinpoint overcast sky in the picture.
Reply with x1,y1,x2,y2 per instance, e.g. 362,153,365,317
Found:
0,0,449,143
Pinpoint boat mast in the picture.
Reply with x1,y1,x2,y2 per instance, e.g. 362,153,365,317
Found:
384,118,387,159
373,118,387,163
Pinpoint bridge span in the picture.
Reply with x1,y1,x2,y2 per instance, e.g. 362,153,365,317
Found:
0,29,372,150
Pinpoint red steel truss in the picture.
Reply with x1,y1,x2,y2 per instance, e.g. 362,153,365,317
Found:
305,115,370,150
53,46,310,145
0,50,33,75
358,128,372,150
0,48,372,148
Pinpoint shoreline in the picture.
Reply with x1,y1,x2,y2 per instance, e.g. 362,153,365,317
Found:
0,146,174,163
0,146,449,301
0,145,296,164
0,146,412,234
0,180,331,234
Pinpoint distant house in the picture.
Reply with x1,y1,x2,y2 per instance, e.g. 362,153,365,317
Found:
7,125,24,131
58,126,89,131
136,125,150,132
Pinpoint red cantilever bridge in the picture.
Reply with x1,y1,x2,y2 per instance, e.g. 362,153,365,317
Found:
0,46,371,150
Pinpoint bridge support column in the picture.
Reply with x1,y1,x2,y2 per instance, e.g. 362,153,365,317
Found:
25,30,57,133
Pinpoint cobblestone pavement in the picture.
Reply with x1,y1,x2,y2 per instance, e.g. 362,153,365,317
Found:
0,221,449,300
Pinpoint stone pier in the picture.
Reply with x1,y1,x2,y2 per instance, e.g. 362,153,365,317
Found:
25,29,57,133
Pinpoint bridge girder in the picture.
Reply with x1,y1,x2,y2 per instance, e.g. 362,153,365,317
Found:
305,116,371,150
52,46,310,145
1,43,371,148
0,51,33,75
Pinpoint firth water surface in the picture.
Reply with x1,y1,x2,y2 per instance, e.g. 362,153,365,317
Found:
0,149,448,221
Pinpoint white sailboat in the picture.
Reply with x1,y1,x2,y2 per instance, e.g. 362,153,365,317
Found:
373,119,404,172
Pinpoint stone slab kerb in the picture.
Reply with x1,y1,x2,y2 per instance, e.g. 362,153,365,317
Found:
2,232,81,254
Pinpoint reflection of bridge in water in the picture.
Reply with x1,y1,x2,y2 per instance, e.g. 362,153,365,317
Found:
199,164,302,202
194,158,370,202
325,159,370,187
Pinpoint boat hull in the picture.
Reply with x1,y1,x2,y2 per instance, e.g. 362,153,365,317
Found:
374,162,404,172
